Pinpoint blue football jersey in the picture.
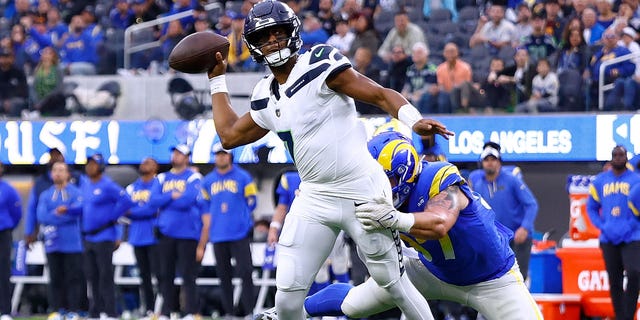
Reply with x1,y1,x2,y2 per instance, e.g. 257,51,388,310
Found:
276,171,301,207
400,161,516,286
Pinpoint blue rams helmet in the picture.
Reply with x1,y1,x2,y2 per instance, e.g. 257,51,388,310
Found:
368,131,422,208
243,0,302,66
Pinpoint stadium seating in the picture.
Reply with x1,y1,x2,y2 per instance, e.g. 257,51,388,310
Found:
428,8,453,23
558,69,586,112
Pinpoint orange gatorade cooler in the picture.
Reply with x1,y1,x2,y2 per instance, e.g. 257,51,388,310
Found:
567,175,600,241
533,294,581,320
557,245,640,319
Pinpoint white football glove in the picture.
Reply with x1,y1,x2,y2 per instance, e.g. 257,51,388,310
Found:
355,197,415,232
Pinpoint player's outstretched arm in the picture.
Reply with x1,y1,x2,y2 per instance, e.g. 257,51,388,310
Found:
327,68,453,139
411,185,467,239
355,185,466,238
208,52,269,148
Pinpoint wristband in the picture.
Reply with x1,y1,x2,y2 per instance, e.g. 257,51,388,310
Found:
398,104,423,129
270,221,282,231
209,75,228,95
396,212,415,233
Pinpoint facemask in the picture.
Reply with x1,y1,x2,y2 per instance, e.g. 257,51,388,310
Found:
264,48,292,66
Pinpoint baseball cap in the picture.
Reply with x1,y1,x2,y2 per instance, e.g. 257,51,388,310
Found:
171,144,191,156
87,153,106,171
226,10,245,20
532,10,546,19
623,27,637,39
480,142,501,160
212,142,231,154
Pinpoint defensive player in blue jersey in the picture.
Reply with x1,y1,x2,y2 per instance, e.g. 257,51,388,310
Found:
257,131,542,320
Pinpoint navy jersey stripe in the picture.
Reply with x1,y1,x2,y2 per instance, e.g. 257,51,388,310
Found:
285,63,330,98
327,63,351,81
251,98,269,111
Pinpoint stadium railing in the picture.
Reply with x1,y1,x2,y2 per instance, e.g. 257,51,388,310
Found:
9,241,48,315
123,2,223,70
597,51,640,111
10,241,276,314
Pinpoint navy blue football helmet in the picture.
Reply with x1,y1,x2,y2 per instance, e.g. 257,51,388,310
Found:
243,0,302,66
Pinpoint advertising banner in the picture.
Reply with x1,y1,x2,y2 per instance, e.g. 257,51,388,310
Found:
0,114,635,164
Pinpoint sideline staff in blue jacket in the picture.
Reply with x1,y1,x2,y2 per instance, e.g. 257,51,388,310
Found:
124,157,160,315
200,145,257,319
24,148,74,248
150,144,203,320
0,162,22,320
81,153,133,319
468,142,539,281
588,145,640,320
36,161,84,317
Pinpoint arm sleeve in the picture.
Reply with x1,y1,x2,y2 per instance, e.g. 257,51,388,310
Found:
110,184,134,219
586,183,604,229
244,177,258,212
276,175,291,206
149,175,172,209
9,187,22,228
171,173,202,208
35,192,76,226
628,184,640,217
514,178,538,234
36,193,52,225
29,27,53,47
198,188,211,215
24,188,39,235
128,201,158,219
65,190,83,217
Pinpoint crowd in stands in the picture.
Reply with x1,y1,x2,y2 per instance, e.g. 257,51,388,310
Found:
1,0,640,118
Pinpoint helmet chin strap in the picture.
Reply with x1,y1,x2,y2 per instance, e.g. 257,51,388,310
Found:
265,48,292,66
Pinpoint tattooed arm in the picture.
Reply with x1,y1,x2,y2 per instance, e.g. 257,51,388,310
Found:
409,184,469,240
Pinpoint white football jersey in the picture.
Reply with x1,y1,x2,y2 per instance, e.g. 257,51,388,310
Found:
250,45,382,197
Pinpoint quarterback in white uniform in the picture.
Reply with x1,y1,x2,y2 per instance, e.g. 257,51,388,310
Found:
206,1,453,319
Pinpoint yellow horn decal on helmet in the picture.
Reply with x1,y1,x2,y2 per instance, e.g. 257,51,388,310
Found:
377,140,420,183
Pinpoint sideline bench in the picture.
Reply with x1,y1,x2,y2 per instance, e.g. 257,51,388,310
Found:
10,241,276,314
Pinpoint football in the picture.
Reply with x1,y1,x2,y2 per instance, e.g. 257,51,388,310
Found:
168,31,230,74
